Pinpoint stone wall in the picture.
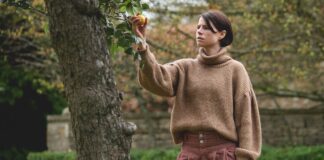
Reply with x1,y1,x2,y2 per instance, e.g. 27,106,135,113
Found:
47,108,324,151
260,108,324,146
47,114,74,151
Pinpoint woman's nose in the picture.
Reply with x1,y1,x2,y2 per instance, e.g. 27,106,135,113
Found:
197,29,203,35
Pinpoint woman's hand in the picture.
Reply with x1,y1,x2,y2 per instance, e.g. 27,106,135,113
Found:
129,14,148,50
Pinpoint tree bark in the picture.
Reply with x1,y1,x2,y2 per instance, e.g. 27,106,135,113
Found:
44,0,136,159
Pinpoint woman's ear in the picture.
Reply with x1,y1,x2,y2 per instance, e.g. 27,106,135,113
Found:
219,30,227,40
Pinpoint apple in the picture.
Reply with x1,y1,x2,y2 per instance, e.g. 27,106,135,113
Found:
137,15,147,26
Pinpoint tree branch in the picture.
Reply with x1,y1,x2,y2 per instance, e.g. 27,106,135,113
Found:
230,33,298,58
28,5,47,16
256,86,324,102
175,26,195,40
146,39,185,57
150,7,249,16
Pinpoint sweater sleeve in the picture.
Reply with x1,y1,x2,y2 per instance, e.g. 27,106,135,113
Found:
233,64,262,160
136,46,181,97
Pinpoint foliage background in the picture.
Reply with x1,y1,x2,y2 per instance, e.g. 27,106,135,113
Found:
0,0,323,159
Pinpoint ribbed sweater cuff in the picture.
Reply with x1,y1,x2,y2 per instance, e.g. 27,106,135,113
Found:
235,148,260,160
137,45,156,68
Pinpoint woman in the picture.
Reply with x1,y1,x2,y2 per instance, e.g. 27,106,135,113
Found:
130,10,262,160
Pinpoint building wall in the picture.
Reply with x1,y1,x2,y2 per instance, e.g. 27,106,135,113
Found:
47,108,324,151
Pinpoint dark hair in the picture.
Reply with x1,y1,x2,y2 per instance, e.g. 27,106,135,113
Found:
201,11,233,47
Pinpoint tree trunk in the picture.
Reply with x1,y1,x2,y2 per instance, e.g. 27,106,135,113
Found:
44,0,136,159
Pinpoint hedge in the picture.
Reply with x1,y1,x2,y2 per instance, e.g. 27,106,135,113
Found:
27,152,76,160
27,145,324,160
0,148,29,160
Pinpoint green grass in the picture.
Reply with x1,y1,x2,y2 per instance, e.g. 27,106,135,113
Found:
27,145,324,160
260,145,324,160
27,151,76,160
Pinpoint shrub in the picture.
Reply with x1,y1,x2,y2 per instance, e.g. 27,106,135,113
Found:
0,148,29,160
260,145,324,160
27,152,76,160
130,147,180,160
27,145,324,160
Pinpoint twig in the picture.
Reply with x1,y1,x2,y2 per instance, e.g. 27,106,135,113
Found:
146,39,185,57
28,5,47,16
255,85,324,102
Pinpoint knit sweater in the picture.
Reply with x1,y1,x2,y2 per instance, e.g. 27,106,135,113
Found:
137,46,262,160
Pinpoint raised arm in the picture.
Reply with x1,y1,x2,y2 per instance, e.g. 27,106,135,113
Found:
136,46,182,97
130,15,182,97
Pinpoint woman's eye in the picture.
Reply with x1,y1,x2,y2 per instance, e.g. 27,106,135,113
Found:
203,26,210,30
197,25,210,30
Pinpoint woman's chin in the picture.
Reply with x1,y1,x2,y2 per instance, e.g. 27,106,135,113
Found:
197,43,205,47
196,42,203,47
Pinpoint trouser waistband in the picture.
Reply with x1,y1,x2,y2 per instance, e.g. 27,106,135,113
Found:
182,131,236,148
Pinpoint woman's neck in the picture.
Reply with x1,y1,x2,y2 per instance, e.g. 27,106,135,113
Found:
203,44,222,56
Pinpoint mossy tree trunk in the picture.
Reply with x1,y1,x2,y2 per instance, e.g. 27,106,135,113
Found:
45,0,136,159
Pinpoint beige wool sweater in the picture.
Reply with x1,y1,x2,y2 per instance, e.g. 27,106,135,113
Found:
137,46,262,160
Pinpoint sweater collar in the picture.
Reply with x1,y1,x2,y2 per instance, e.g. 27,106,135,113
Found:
197,47,232,65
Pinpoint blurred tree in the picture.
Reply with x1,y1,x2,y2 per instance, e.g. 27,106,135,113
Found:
136,0,324,109
0,1,65,112
0,3,66,159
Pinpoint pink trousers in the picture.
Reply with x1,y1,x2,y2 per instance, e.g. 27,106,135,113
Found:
177,131,237,160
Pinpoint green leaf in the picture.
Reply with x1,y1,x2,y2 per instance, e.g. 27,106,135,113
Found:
132,6,141,15
142,3,149,10
115,30,123,37
106,36,113,48
116,22,128,30
109,42,118,56
106,26,115,35
125,47,133,55
125,0,131,5
15,0,30,9
126,3,135,15
119,5,127,13
117,38,131,48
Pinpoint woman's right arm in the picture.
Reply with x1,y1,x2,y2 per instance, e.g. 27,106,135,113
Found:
130,15,181,97
137,46,181,97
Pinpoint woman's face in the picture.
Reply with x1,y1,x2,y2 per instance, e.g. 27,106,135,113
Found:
196,17,224,48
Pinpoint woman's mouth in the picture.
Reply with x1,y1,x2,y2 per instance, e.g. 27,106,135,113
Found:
197,37,204,41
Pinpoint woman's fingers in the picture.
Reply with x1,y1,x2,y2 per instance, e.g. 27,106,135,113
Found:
129,15,147,39
130,20,140,26
130,16,141,24
130,17,139,23
135,29,144,39
130,16,147,27
144,17,148,26
131,23,143,38
129,16,136,21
